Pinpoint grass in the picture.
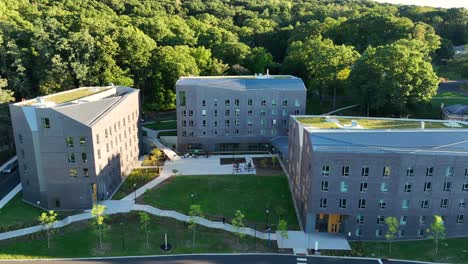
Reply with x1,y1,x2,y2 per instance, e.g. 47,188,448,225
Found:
352,237,468,263
142,175,299,230
0,213,274,259
158,130,177,137
112,168,159,200
295,117,339,129
44,87,109,104
144,120,177,130
436,53,468,80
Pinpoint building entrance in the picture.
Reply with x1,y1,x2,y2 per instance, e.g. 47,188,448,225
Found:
316,213,343,233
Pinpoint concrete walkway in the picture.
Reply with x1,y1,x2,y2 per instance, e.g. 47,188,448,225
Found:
142,127,179,161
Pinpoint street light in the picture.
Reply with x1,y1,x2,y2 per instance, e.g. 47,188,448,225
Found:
265,209,270,229
190,193,195,204
36,201,40,208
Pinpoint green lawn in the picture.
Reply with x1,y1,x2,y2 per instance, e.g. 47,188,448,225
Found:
352,237,468,263
0,213,274,259
142,175,299,230
158,130,177,137
113,168,159,200
144,120,177,130
0,194,43,231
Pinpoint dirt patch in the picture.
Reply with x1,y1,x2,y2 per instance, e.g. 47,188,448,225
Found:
220,157,246,165
252,157,285,176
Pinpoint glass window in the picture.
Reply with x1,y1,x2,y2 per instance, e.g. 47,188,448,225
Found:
359,199,366,209
248,99,253,106
234,99,240,106
66,137,74,147
342,166,350,176
398,229,405,238
402,200,410,209
247,110,253,116
282,99,288,106
294,99,300,107
357,215,365,224
83,168,89,177
406,167,414,176
79,137,86,146
69,168,78,177
97,149,101,159
443,181,452,192
440,199,449,209
202,120,206,127
261,100,266,106
202,100,206,106
202,109,206,116
417,229,425,237
426,167,434,176
361,166,369,176
225,110,230,116
340,181,348,192
424,182,432,192
446,166,454,177
182,110,187,116
459,199,466,209
214,110,218,116
457,215,464,223
404,183,412,192
376,229,383,237
18,134,23,144
214,99,218,106
271,109,277,116
421,199,429,209
400,216,407,226
380,182,388,192
321,181,329,191
339,199,347,209
419,216,427,225
322,165,330,176
82,153,87,163
260,110,266,116
42,118,50,128
377,215,385,225
379,199,386,209
320,198,327,208
383,166,391,176
271,99,276,106
282,109,288,116
68,153,75,163
360,182,368,193
225,99,230,106
282,119,287,127
179,91,186,106
235,109,240,116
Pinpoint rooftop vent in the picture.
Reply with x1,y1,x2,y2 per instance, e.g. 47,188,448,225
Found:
421,121,425,129
351,120,359,127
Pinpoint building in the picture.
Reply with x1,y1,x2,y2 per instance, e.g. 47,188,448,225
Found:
9,86,140,210
277,115,468,240
442,104,468,121
175,75,307,153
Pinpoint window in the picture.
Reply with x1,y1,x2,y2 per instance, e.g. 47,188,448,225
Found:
294,110,300,115
225,99,230,106
182,110,187,117
322,165,330,176
361,166,369,176
202,109,206,116
376,229,383,237
247,110,253,116
402,200,410,209
380,182,388,192
189,110,194,116
320,198,328,208
96,134,100,144
225,120,230,127
424,182,432,192
69,168,78,177
83,168,89,177
214,110,218,117
248,99,253,106
282,109,288,116
260,110,266,116
225,109,230,116
360,182,368,193
81,153,87,163
460,199,466,209
406,167,414,176
421,199,429,209
446,166,454,177
457,215,464,223
66,137,74,147
355,228,362,237
282,99,288,106
465,168,468,177
225,129,230,135
42,118,50,128
294,99,300,107
398,229,405,238
106,143,109,152
321,181,329,191
79,137,86,146
404,183,412,192
247,129,252,135
234,129,239,135
419,216,427,225
271,109,277,116
383,166,391,176
272,119,277,126
234,99,240,106
179,91,186,106
97,149,101,159
417,229,425,237
441,199,449,209
443,181,452,192
339,199,347,209
182,120,187,127
214,99,218,106
271,99,276,106
202,100,206,106
379,199,386,209
426,167,434,176
68,153,75,163
282,119,287,127
235,109,240,116
359,199,366,209
357,215,365,224
377,215,385,225
261,100,266,106
400,216,407,226
340,181,348,192
342,166,350,176
18,134,23,144
247,120,252,127
463,182,468,191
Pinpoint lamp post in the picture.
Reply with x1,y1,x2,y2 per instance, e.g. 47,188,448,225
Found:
133,183,137,201
190,193,195,205
265,209,270,229
36,201,40,209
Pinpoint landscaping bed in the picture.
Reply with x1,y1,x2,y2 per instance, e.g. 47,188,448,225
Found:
0,212,275,259
113,168,159,200
142,175,299,230
252,157,284,176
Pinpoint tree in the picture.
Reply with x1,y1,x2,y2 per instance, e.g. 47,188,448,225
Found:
91,204,108,249
243,47,275,74
0,77,14,103
231,210,246,241
139,211,151,247
427,215,446,256
150,148,163,164
38,210,58,249
277,219,288,239
385,216,399,253
188,204,203,248
348,43,439,116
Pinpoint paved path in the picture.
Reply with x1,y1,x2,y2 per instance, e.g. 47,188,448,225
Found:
142,128,179,161
0,254,387,264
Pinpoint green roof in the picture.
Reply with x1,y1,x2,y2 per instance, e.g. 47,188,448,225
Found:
295,116,468,130
44,87,109,104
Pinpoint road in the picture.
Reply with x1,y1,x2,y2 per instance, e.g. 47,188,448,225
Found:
1,254,418,264
0,170,19,200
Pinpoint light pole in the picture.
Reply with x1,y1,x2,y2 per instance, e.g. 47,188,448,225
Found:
265,209,270,229
190,193,195,205
36,201,40,209
133,183,137,201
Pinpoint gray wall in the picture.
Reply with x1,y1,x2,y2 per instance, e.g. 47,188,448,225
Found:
176,85,306,153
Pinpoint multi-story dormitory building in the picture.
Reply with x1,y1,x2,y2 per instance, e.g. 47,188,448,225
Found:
274,115,468,240
175,75,307,153
9,86,140,210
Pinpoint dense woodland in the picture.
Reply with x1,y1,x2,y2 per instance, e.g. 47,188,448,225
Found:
0,0,467,116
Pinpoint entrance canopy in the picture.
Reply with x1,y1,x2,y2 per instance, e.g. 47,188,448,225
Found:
270,136,288,155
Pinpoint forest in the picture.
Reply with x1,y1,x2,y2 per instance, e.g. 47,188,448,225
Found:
0,0,467,116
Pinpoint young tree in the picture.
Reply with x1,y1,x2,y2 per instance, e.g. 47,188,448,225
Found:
231,210,246,242
188,204,203,248
38,210,58,249
277,219,288,239
150,148,163,164
91,204,108,249
385,216,399,253
139,211,151,247
427,215,446,256
271,156,278,168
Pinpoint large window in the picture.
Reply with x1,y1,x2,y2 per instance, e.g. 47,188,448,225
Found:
406,167,414,176
360,182,368,193
342,166,350,176
358,199,366,209
440,199,449,209
380,182,388,192
83,168,89,177
402,200,410,209
179,91,186,106
421,199,429,209
446,166,454,177
66,137,74,147
322,165,330,176
361,166,369,176
82,153,87,163
321,181,329,191
339,199,347,209
426,167,434,176
379,199,386,209
404,183,412,192
424,182,432,192
68,153,75,163
443,181,452,192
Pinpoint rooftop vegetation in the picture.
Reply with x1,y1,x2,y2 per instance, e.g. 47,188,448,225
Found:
43,88,109,104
